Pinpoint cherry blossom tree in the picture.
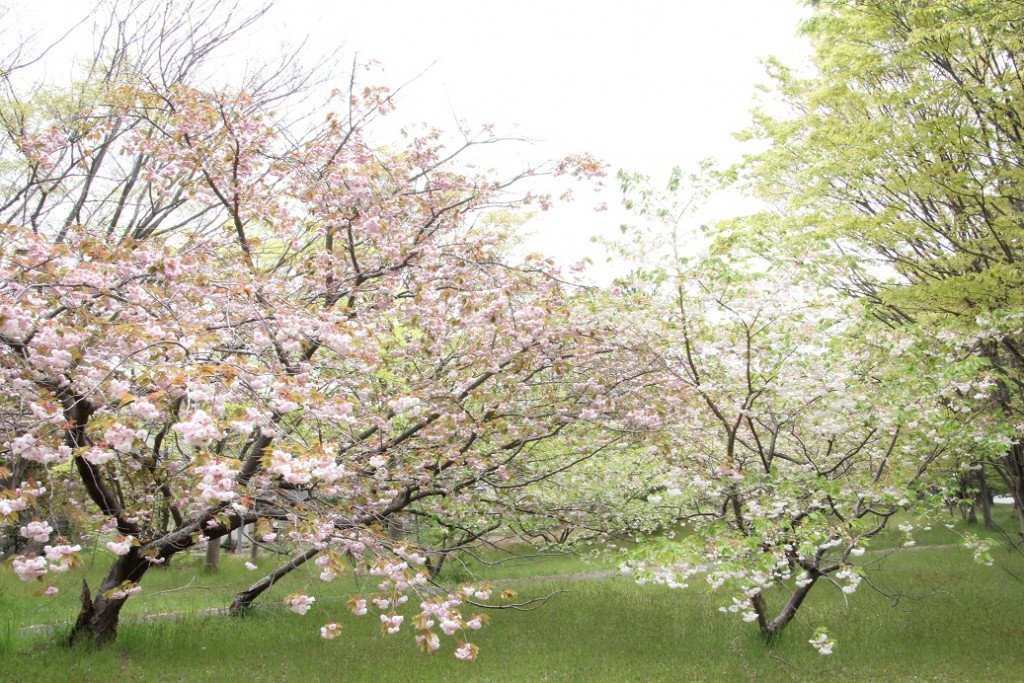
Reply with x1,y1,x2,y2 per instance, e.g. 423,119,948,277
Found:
0,0,626,654
0,0,336,242
610,171,983,652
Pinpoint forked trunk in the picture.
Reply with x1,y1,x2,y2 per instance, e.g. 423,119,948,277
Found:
751,573,820,639
68,552,150,646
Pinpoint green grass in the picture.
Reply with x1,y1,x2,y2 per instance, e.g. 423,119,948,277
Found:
2,516,1023,682
433,545,614,583
0,549,325,632
0,545,609,637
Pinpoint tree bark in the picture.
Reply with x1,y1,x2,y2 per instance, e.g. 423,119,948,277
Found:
750,573,820,640
976,466,994,529
68,552,150,646
1000,444,1024,536
68,515,248,644
765,575,819,636
204,535,221,572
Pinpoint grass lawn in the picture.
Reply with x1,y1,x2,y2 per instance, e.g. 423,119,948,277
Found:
2,511,1023,682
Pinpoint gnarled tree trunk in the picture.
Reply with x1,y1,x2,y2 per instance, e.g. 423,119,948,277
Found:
68,552,150,646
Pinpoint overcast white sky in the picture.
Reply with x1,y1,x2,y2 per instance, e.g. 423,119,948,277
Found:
272,1,813,271
17,0,813,273
279,1,811,168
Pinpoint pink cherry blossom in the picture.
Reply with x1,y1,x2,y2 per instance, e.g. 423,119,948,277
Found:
13,555,48,581
106,536,133,556
380,613,404,635
82,447,115,466
104,423,140,453
286,594,315,615
454,642,478,661
194,459,239,502
43,543,81,572
173,410,221,446
349,597,368,616
20,520,53,543
416,631,440,652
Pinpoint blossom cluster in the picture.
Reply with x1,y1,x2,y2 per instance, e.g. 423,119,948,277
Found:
194,459,240,503
12,542,82,581
808,630,834,655
286,594,316,615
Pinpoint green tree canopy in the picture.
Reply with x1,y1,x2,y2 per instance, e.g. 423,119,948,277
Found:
735,0,1024,530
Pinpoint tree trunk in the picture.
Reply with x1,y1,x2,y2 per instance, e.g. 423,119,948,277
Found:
1000,444,1024,536
752,573,820,639
204,535,221,572
425,549,449,580
67,512,246,644
229,547,320,616
68,553,150,646
976,466,994,529
386,515,405,541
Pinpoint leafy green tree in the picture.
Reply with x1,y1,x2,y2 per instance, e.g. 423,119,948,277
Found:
734,0,1024,531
